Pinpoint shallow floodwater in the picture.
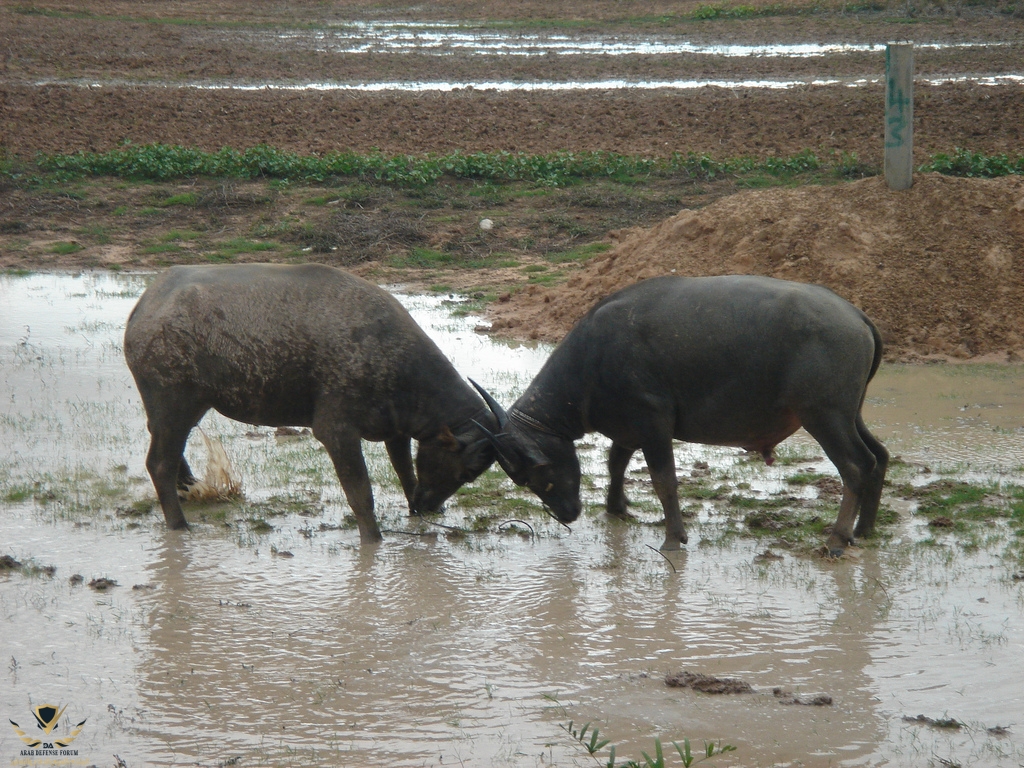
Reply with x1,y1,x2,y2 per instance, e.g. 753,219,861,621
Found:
268,23,1005,58
42,73,1024,94
2,272,1024,767
31,23,1023,92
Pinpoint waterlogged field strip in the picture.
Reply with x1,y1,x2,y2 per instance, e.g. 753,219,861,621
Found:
142,74,1024,90
2,273,1024,766
269,24,1012,57
12,7,1022,56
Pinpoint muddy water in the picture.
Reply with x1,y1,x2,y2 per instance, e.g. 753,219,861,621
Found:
2,271,1024,767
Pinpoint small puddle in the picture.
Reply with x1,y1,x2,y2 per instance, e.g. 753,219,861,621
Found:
2,272,1024,767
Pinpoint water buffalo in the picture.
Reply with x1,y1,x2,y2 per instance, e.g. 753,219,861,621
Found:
474,275,889,556
124,263,497,543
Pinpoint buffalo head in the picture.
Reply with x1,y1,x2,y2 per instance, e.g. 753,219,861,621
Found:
469,380,582,524
412,418,497,514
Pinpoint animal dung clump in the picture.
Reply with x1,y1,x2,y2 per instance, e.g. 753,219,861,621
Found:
814,476,843,496
773,687,833,706
665,671,754,694
666,673,836,706
744,509,801,531
902,714,963,729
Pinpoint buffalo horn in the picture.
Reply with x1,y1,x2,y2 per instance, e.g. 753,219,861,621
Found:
468,379,508,429
471,419,526,484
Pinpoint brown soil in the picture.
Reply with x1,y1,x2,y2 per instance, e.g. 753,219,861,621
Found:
2,0,1024,360
488,173,1024,361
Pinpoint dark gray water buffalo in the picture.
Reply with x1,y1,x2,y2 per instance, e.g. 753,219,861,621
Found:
474,274,889,556
124,263,497,543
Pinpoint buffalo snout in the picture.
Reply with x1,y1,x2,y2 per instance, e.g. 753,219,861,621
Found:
542,494,582,525
411,484,447,516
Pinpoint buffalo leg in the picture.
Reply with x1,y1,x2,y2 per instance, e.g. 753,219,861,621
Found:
315,423,382,544
852,415,889,537
606,442,637,520
145,414,205,531
385,436,417,513
641,440,688,550
804,414,884,556
177,458,198,491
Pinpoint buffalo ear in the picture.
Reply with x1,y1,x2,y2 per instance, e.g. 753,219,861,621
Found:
459,436,493,465
438,425,461,452
522,443,552,468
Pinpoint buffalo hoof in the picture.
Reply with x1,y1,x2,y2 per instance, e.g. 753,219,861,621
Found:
819,543,846,559
824,531,854,558
659,536,683,552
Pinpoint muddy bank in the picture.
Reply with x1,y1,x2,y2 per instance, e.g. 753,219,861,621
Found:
487,173,1024,361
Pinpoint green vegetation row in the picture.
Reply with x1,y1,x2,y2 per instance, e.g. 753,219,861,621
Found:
9,144,1022,187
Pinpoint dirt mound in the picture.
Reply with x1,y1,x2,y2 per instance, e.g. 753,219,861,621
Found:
488,174,1024,361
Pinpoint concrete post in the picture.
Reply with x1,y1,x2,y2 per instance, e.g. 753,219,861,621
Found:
884,42,914,190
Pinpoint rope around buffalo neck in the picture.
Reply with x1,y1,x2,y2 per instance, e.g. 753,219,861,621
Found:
509,408,570,439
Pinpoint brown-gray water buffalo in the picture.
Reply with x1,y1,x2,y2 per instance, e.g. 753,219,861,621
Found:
474,275,888,556
124,263,497,543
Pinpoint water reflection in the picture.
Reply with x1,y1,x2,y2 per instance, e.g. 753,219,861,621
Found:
1,271,1023,766
36,73,1024,93
268,23,1007,58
